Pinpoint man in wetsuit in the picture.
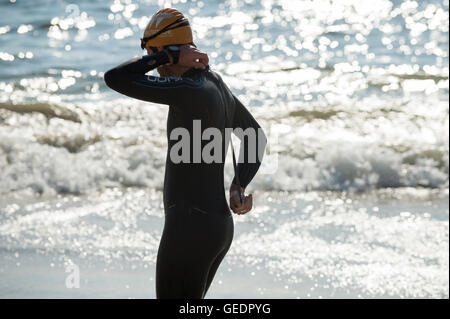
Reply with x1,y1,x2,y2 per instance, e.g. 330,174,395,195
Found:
104,8,266,299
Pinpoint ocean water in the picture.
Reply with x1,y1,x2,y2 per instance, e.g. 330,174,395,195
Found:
0,0,448,298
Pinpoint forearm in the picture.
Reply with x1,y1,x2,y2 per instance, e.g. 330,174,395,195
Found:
232,163,261,190
232,128,267,189
103,50,193,105
231,95,267,189
104,50,170,86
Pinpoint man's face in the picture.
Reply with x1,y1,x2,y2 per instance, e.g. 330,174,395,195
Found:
146,46,174,77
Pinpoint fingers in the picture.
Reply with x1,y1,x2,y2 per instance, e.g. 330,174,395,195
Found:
230,195,241,212
192,61,207,69
179,46,209,68
230,193,253,215
230,193,241,211
180,55,207,69
190,52,208,69
195,51,209,66
243,194,253,212
189,47,208,62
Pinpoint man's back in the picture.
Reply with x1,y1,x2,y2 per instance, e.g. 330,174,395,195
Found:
106,62,265,217
163,67,232,215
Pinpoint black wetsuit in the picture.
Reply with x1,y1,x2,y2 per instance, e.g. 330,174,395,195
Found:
104,50,266,298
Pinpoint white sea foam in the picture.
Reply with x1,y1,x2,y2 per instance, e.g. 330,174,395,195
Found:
0,96,448,195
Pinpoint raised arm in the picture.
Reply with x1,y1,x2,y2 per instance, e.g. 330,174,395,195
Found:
104,46,207,105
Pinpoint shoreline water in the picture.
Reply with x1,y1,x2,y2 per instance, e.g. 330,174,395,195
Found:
1,187,448,299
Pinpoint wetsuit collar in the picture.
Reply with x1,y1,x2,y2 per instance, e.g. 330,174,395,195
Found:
182,65,210,78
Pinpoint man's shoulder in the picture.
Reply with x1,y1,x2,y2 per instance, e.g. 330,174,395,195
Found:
205,67,223,83
205,67,233,95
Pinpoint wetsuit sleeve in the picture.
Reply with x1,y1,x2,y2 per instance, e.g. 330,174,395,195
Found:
104,51,203,105
231,95,267,189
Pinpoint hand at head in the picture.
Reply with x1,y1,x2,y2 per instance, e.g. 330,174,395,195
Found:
178,44,209,69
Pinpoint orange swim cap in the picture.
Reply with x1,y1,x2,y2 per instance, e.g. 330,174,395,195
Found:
141,8,193,49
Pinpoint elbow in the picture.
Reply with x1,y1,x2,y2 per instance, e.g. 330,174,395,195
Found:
104,68,119,90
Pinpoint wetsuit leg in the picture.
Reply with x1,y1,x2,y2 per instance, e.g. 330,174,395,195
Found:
202,231,233,298
156,207,234,299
